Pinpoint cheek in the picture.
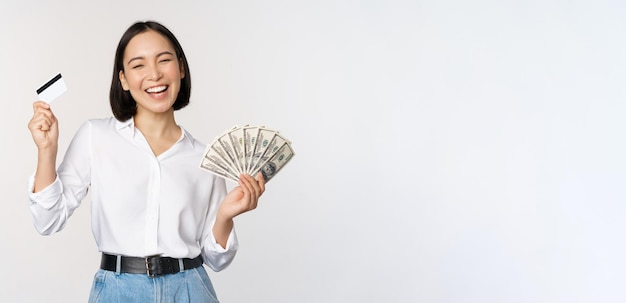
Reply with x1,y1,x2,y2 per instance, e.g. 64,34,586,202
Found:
167,66,184,80
125,74,144,90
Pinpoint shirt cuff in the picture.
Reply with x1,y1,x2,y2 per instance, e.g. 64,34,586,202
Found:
207,226,239,253
28,173,63,210
202,226,239,272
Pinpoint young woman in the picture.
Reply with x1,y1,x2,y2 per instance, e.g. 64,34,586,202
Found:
27,21,265,302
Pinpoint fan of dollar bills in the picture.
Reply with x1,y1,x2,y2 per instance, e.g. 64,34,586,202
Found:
200,125,295,183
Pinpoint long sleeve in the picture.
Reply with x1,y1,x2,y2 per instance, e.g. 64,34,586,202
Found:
200,175,239,271
28,121,91,235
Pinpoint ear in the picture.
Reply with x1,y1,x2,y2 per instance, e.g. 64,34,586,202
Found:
119,70,130,91
179,59,185,79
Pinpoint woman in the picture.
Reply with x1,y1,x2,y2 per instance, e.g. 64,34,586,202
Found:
27,21,265,302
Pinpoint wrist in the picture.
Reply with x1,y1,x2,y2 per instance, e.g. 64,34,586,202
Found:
36,145,58,170
215,211,234,225
37,143,58,154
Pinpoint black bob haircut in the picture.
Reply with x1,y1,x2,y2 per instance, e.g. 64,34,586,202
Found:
109,21,191,121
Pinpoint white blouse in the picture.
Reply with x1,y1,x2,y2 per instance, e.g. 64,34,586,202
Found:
28,117,238,272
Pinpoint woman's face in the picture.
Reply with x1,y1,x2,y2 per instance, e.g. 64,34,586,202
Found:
119,30,184,117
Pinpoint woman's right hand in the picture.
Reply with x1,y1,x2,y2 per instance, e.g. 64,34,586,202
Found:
28,101,59,150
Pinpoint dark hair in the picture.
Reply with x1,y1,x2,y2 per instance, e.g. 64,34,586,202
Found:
110,21,191,121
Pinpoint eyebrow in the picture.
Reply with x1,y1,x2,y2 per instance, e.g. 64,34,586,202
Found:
126,51,176,65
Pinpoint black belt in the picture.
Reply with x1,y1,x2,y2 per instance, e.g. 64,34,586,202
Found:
100,253,203,277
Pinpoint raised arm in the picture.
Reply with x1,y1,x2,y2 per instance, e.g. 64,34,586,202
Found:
213,173,266,248
28,101,59,192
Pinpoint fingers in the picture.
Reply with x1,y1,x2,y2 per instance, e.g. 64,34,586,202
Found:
257,172,266,192
29,101,57,131
245,173,265,196
237,174,265,211
28,101,59,149
32,100,50,111
29,110,56,132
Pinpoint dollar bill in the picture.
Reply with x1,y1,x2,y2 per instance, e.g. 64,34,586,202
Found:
216,132,239,174
200,157,238,182
243,126,263,173
227,126,246,174
249,132,290,175
200,125,294,183
248,128,277,173
251,142,295,183
202,145,240,180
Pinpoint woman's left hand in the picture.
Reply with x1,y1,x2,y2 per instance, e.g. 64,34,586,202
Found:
218,173,266,220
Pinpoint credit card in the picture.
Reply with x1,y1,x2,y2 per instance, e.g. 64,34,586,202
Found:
37,73,67,103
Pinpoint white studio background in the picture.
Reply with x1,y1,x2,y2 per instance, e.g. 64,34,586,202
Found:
1,0,625,302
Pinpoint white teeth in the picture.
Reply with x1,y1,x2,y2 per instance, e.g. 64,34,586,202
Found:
146,86,167,93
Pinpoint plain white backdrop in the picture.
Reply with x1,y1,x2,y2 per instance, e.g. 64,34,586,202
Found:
1,0,625,302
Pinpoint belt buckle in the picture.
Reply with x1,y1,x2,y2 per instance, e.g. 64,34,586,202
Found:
145,255,162,278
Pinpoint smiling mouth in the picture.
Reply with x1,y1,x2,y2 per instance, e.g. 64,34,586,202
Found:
145,85,168,94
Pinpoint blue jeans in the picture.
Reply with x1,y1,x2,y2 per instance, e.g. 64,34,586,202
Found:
88,267,219,303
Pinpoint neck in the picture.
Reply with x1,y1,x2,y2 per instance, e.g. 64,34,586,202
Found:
133,109,178,138
133,109,182,156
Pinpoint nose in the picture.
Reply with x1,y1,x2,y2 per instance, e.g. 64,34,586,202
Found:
147,63,163,81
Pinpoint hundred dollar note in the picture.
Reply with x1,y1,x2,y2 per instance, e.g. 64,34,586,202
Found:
200,124,294,183
248,128,276,174
249,132,290,175
216,132,240,174
252,143,295,183
200,157,239,182
233,125,251,174
202,145,240,180
227,126,246,174
243,126,263,174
